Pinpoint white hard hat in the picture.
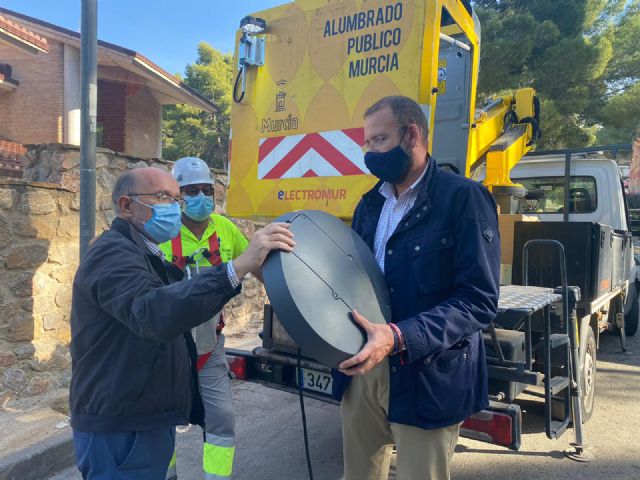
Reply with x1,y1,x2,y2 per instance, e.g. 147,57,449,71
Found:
172,157,214,187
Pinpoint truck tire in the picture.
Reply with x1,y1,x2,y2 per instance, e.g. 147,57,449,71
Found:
624,291,640,337
580,326,596,422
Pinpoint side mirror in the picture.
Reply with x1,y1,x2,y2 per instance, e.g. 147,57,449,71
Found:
525,189,545,201
627,194,640,236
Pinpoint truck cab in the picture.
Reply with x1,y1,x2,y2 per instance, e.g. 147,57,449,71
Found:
510,153,639,331
512,156,629,231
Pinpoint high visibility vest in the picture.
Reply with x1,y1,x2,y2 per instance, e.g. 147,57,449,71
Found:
158,214,248,357
158,213,248,268
170,230,222,270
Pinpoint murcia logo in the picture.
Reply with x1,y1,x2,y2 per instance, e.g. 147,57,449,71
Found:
275,79,287,112
262,79,300,133
275,91,286,112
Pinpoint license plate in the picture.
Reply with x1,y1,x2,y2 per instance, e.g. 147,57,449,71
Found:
299,368,333,394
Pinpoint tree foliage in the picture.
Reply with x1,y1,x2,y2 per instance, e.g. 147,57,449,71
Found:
162,43,233,168
474,0,639,148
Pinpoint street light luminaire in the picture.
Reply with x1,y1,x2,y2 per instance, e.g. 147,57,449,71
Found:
240,16,266,35
233,16,267,103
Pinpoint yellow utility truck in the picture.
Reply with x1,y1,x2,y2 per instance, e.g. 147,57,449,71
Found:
223,0,634,461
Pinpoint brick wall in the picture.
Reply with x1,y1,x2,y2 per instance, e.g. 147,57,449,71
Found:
125,86,162,158
0,139,26,158
0,39,63,145
97,80,127,153
0,139,26,178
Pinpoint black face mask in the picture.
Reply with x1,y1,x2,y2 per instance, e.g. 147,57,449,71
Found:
364,144,412,184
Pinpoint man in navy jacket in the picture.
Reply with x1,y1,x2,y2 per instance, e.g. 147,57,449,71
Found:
334,96,500,480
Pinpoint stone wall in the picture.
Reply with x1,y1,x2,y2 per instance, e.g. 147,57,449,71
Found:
0,144,267,405
0,181,78,398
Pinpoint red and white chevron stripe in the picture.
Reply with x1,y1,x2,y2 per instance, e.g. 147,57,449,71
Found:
258,128,367,179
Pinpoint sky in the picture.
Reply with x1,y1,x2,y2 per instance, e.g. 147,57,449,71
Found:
0,0,287,75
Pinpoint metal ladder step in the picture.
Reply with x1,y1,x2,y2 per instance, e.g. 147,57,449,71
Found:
549,419,570,439
547,376,570,396
549,333,570,348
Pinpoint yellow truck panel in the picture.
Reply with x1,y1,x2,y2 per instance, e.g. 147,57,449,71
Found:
228,0,478,219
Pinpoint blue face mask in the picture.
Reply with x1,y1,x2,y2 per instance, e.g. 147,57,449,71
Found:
134,199,182,243
183,192,214,222
364,144,412,184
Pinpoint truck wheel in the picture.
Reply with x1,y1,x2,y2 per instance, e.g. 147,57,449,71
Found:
624,292,640,337
580,327,596,422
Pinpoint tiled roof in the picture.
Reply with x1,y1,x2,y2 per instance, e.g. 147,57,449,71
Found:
0,14,48,53
0,139,26,178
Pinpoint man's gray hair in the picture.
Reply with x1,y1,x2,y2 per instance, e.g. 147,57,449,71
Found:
112,171,138,213
364,96,429,145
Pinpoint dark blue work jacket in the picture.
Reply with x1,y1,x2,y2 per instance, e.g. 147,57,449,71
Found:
333,158,500,430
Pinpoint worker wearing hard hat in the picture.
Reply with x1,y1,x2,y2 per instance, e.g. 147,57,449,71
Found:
159,157,248,480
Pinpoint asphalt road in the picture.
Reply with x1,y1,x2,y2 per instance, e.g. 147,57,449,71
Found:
50,381,344,480
51,330,640,480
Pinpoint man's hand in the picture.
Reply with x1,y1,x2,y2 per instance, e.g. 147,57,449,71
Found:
233,222,295,278
338,310,395,376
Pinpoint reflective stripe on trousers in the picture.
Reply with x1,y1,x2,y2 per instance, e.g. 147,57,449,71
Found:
204,432,235,479
165,451,177,480
201,335,235,479
165,335,235,479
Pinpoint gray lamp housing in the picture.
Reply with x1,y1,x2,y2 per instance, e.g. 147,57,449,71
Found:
261,210,391,368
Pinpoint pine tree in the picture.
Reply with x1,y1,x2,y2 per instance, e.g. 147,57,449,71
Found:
474,0,636,148
163,43,233,168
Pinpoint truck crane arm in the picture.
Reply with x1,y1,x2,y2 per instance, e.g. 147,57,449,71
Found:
468,87,541,211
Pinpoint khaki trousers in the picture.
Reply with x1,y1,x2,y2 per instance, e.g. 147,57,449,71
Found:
341,359,460,480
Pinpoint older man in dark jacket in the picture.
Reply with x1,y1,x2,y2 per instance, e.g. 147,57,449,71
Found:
69,167,294,479
334,96,500,480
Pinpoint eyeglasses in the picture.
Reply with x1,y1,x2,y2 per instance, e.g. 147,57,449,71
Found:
363,126,408,152
130,192,186,208
182,185,214,197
